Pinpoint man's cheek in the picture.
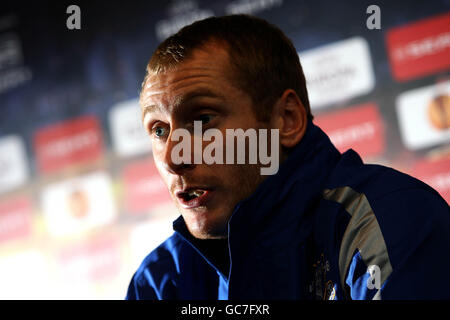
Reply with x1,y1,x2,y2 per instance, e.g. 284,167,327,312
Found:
152,153,165,176
153,159,172,194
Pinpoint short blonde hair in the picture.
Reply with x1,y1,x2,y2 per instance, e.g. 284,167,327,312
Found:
143,14,312,121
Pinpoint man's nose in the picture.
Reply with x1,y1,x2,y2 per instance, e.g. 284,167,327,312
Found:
161,135,195,175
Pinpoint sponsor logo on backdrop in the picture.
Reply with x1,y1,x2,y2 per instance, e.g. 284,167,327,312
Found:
299,37,375,109
33,115,104,174
0,196,32,243
314,103,385,159
109,98,151,158
386,12,450,81
58,235,121,283
0,135,28,194
122,159,172,214
396,80,450,150
427,94,450,130
155,0,214,41
412,156,450,204
41,171,117,237
0,32,32,94
225,0,283,15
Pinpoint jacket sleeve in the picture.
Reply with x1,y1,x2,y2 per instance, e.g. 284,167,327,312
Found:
343,187,450,300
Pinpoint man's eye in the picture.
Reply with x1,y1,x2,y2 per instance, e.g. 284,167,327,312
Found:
197,114,214,125
152,125,168,138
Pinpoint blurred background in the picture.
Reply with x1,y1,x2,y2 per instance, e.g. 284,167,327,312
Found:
0,0,449,299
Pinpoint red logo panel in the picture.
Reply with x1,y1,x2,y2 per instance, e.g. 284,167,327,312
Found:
314,103,385,159
34,116,104,174
386,12,450,81
122,159,172,214
0,196,32,243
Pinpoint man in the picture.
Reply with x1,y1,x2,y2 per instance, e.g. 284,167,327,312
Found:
126,15,450,300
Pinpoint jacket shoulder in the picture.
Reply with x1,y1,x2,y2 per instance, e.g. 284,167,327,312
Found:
126,233,186,299
324,159,450,299
327,149,441,200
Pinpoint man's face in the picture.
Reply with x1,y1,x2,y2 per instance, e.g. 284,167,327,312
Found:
140,43,270,239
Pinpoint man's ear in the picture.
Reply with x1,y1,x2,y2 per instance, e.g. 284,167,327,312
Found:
270,89,308,148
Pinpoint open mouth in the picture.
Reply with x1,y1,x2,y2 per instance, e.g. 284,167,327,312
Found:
179,190,205,202
176,188,213,208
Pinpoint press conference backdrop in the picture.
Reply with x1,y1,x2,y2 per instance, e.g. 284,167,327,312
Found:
0,0,449,299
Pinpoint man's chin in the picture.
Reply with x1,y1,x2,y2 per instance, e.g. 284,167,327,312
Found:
181,210,229,239
188,222,229,239
193,231,228,240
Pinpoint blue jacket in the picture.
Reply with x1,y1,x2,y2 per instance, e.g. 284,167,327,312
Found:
126,120,450,300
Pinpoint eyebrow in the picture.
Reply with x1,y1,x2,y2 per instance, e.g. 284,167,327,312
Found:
141,88,224,122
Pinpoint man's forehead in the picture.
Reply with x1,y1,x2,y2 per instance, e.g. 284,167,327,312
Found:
144,67,214,90
140,71,220,109
140,75,232,123
140,48,232,107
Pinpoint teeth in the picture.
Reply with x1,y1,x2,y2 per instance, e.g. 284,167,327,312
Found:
188,190,204,197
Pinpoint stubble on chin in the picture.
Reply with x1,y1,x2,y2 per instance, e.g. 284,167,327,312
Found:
191,163,266,239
